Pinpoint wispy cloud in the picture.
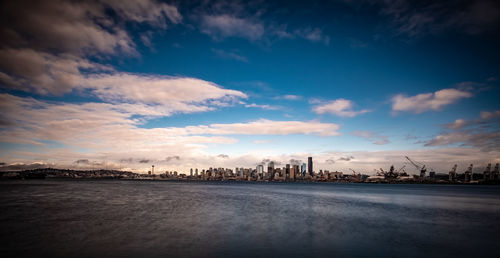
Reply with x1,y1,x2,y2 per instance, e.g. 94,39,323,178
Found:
212,48,248,63
374,0,500,37
200,14,265,41
196,2,329,45
313,98,370,117
351,130,390,145
275,94,302,100
293,27,330,45
244,103,281,110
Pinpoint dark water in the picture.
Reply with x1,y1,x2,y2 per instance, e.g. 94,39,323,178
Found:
1,180,499,258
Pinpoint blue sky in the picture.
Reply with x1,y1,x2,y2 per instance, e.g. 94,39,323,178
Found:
0,0,499,173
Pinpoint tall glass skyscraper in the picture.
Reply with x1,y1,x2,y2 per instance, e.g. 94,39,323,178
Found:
308,157,313,176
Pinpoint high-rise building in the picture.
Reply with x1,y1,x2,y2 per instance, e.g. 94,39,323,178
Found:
285,164,290,180
257,164,264,175
290,166,296,181
293,165,300,178
308,157,313,176
268,161,275,179
301,163,306,176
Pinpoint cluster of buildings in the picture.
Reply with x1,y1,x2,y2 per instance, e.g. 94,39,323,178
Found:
156,157,363,182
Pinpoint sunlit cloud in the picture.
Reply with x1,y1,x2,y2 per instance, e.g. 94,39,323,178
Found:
392,88,472,114
313,98,370,117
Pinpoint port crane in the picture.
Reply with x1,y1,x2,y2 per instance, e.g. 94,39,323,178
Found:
483,163,492,181
493,163,500,180
449,164,457,181
405,156,431,178
378,165,399,179
464,164,473,182
348,168,360,181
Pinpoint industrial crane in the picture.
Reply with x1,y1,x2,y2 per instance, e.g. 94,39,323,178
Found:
397,165,408,176
405,156,429,178
464,164,474,182
449,164,457,181
378,165,398,179
483,163,492,181
348,168,360,181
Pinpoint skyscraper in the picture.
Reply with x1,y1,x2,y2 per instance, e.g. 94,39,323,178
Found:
268,161,275,179
308,157,313,176
301,163,306,177
257,164,264,175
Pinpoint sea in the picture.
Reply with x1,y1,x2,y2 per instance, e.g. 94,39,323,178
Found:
1,180,499,258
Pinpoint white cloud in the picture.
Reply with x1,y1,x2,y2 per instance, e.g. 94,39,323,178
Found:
178,119,340,137
392,88,472,113
313,98,370,117
84,73,247,113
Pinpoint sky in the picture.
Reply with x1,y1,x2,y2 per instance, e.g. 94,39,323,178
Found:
0,0,499,174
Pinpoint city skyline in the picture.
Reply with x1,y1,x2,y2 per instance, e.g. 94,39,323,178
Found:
1,0,499,174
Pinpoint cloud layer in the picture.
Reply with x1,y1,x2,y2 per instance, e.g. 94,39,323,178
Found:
425,110,500,151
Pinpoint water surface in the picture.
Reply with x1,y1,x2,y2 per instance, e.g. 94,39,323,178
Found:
1,180,499,257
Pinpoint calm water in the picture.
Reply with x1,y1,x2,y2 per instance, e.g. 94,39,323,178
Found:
1,180,499,258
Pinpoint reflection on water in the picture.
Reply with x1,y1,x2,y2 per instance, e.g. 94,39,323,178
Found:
1,180,499,258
